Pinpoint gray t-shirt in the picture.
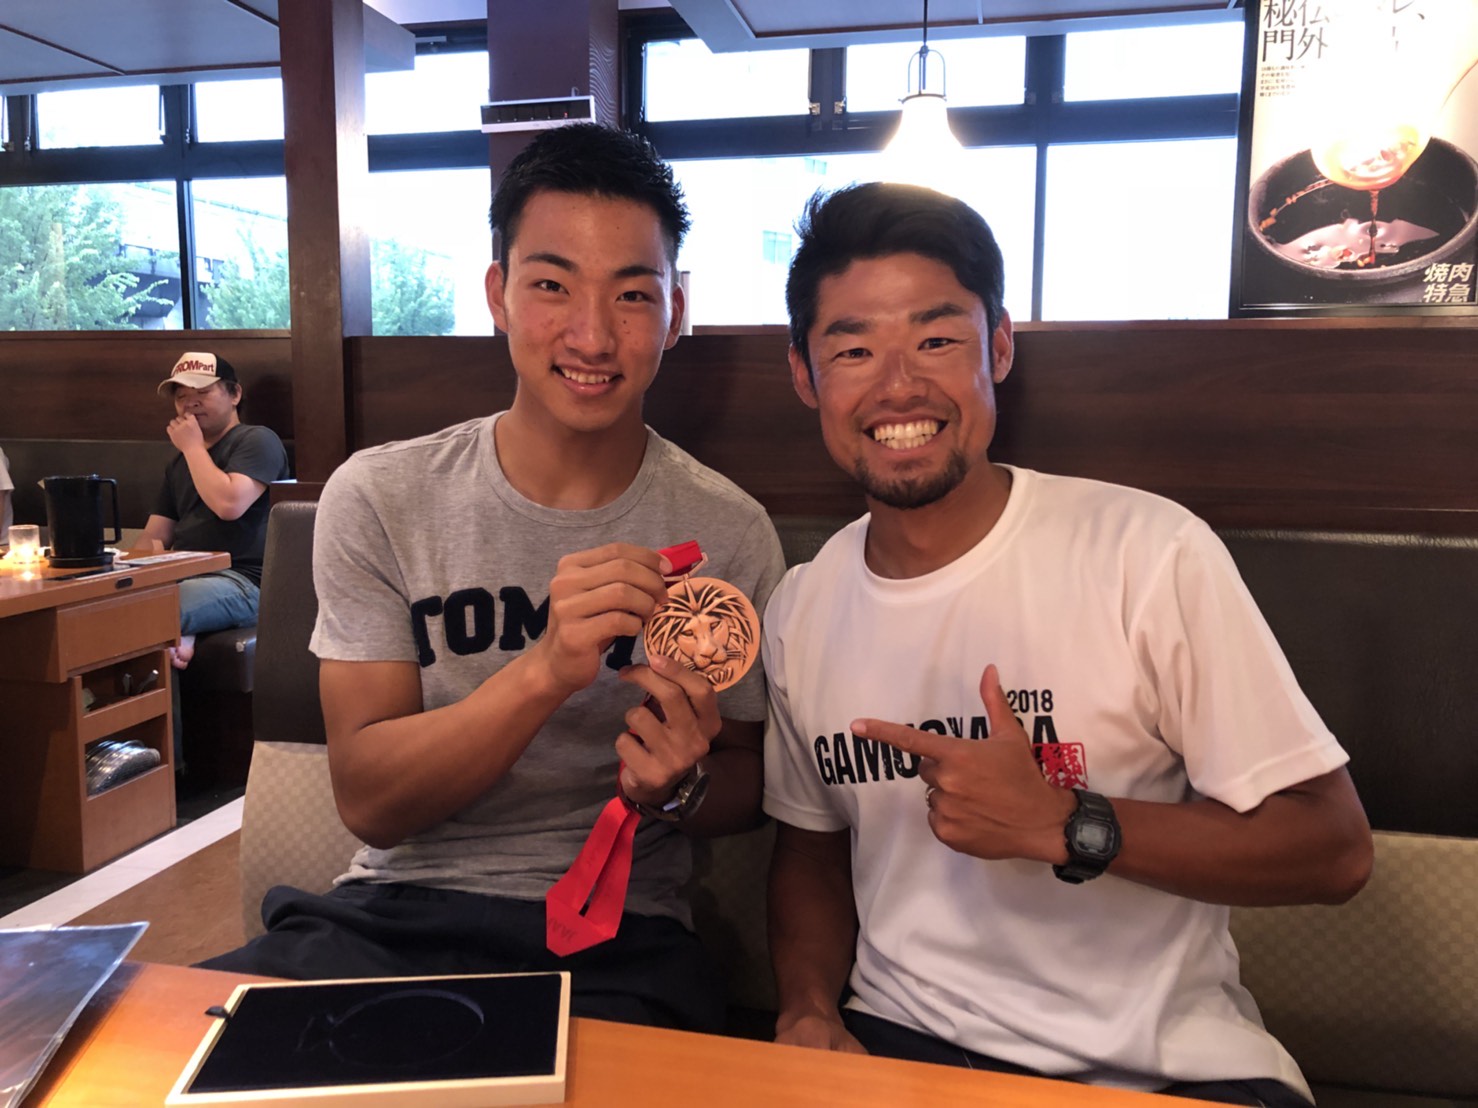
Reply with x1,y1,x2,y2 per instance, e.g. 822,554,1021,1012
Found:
309,414,785,925
155,422,291,585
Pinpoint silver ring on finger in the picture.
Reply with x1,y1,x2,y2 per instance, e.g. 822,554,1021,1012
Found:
924,785,937,810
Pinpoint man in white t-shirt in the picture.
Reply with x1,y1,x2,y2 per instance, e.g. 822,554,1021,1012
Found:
761,181,1373,1107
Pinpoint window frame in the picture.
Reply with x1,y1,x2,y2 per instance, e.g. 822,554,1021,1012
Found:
622,11,1241,321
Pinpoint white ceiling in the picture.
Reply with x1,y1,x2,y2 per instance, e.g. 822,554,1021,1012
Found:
668,0,1244,50
0,0,1244,95
0,0,414,96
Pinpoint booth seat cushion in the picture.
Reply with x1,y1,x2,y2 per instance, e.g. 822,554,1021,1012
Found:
1219,529,1478,838
188,627,257,692
1231,831,1478,1104
690,822,777,1016
239,740,363,938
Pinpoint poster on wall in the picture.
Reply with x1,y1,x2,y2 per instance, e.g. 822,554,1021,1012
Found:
1232,1,1478,315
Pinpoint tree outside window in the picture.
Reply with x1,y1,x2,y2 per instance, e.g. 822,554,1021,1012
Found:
0,186,173,330
201,233,456,335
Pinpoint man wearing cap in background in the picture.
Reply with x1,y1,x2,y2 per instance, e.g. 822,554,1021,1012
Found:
140,352,291,670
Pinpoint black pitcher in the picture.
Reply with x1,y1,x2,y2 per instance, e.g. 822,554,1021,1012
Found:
42,475,121,569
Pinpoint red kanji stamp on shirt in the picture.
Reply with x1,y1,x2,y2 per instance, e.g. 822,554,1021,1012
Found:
1034,742,1088,790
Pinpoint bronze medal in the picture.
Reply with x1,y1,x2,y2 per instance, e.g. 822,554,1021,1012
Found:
644,548,760,692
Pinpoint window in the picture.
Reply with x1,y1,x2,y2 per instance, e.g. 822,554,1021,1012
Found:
193,177,291,329
644,38,811,121
846,37,1027,112
37,85,160,148
761,230,793,265
0,182,180,329
1,30,488,333
366,49,491,134
1041,138,1238,321
672,147,1036,328
1065,21,1244,102
632,13,1244,323
195,78,285,142
365,168,492,336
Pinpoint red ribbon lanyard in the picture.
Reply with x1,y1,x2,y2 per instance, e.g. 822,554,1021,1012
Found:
544,542,700,957
545,792,639,957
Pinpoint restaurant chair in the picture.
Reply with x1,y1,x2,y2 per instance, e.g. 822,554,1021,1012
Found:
177,627,257,788
238,501,361,938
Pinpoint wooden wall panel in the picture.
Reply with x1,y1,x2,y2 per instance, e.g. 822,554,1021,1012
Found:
346,333,862,517
0,333,293,441
6,319,1473,535
994,319,1478,533
349,318,1478,534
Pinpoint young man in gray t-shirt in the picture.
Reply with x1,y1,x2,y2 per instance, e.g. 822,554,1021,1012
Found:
203,125,784,1032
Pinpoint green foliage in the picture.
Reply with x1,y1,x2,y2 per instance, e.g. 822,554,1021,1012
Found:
201,235,455,335
0,185,172,330
371,239,455,336
0,185,457,335
202,234,290,329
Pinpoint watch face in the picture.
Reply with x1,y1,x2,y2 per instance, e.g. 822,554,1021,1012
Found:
1075,821,1114,856
656,766,710,819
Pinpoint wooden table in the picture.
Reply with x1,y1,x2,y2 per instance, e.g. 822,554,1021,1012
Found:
26,962,1212,1107
0,550,229,620
0,551,229,871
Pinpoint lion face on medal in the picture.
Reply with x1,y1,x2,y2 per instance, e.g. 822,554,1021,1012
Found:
644,564,760,692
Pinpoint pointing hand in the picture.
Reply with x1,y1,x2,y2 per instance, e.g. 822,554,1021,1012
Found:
853,664,1075,864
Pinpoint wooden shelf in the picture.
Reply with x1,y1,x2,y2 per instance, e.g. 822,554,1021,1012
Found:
0,587,179,873
75,761,174,873
78,686,169,746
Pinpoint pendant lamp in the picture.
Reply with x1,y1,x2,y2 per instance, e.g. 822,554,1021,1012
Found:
882,0,965,193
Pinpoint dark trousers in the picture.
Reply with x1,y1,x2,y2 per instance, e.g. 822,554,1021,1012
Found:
199,882,725,1034
841,1010,1315,1108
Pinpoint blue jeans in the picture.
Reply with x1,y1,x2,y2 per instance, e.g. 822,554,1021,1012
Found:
173,569,259,771
178,569,259,635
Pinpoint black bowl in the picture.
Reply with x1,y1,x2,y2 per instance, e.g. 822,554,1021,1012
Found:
1248,137,1478,284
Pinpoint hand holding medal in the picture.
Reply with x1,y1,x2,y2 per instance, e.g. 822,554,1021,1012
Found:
546,541,761,956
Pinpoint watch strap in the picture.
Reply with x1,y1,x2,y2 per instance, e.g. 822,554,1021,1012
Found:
1052,788,1121,885
623,762,709,822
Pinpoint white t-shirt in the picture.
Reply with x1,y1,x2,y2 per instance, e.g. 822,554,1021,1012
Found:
762,466,1346,1096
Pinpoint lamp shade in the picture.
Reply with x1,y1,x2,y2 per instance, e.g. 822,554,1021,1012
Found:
881,92,965,193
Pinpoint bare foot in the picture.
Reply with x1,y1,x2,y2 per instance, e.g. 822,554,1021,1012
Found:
170,635,196,670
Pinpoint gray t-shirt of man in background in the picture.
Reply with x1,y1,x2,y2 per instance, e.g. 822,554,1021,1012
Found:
309,413,786,927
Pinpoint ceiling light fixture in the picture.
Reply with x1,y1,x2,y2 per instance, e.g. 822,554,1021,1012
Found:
882,0,965,192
